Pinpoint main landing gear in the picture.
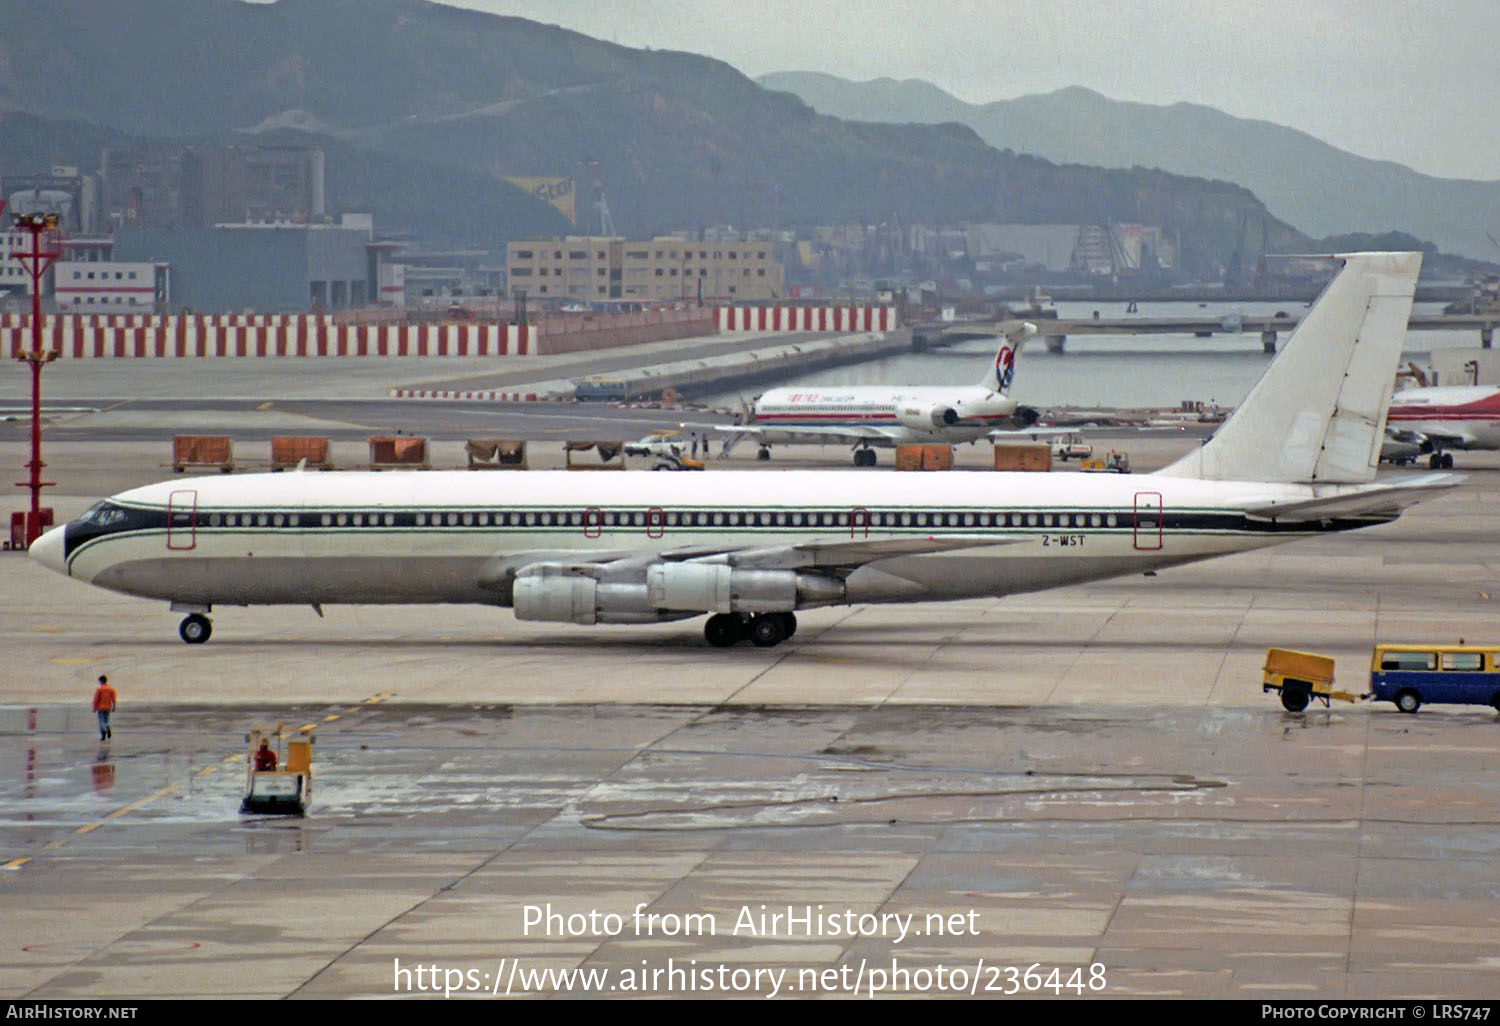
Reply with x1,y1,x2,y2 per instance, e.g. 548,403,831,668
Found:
704,611,797,648
179,613,213,644
853,447,877,467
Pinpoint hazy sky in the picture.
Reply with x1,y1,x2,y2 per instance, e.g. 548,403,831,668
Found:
453,1,1498,182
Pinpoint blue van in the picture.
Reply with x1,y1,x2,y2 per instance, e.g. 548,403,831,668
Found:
1369,645,1500,713
574,378,630,402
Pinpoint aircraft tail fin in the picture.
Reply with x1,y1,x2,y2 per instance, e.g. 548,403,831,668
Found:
1156,252,1421,484
983,321,1037,395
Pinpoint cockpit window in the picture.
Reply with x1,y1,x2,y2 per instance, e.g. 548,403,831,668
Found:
65,501,162,556
78,502,130,528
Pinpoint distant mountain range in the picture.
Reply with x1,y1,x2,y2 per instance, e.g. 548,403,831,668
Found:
0,0,1465,281
758,72,1500,263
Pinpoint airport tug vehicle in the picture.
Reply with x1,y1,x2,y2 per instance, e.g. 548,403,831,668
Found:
1262,648,1364,712
240,725,314,816
1368,644,1500,713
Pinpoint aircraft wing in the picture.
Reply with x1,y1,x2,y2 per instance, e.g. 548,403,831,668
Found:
712,423,907,450
478,536,1026,589
1242,474,1461,522
1409,429,1477,449
988,426,1085,440
717,533,1026,571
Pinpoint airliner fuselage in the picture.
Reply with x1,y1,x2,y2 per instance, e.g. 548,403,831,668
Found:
749,386,1020,444
1388,385,1500,451
37,469,1393,613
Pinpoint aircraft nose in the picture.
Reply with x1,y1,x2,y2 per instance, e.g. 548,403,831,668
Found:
28,524,67,576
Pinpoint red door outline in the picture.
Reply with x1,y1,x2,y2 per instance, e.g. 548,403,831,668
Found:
583,507,603,539
1133,492,1163,551
167,490,198,551
850,507,870,539
646,507,665,539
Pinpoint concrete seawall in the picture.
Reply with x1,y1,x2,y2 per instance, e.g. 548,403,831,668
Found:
391,329,912,402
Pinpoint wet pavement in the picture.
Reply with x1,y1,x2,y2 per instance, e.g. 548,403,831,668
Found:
3,372,1500,998
2,700,1498,999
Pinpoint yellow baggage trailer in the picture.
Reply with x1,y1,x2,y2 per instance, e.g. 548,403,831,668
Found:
1261,648,1364,712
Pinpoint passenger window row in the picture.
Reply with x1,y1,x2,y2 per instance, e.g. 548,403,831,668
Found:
200,509,1128,530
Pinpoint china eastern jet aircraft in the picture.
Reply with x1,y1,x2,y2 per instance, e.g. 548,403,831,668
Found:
1384,384,1500,468
30,253,1453,650
716,321,1041,466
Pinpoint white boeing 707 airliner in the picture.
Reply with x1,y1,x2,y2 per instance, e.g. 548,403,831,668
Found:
30,253,1452,649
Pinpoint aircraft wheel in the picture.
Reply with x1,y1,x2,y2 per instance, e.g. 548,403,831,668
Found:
757,447,772,461
1394,689,1422,714
748,613,786,648
1429,453,1445,469
704,613,745,648
1443,453,1455,469
179,614,212,645
776,611,797,639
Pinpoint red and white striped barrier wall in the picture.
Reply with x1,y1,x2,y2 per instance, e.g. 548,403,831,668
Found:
714,305,899,333
0,314,534,358
388,388,546,401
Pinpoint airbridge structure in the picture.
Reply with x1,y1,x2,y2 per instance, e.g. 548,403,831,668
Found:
919,312,1500,354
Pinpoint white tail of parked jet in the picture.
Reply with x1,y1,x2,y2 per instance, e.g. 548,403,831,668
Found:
979,320,1036,395
1158,252,1421,484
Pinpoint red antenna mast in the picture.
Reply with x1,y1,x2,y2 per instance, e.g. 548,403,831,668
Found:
10,209,61,549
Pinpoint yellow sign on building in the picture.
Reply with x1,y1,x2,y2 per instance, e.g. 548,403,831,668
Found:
507,176,576,224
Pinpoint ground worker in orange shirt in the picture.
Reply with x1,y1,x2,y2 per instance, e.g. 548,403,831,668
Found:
92,675,117,741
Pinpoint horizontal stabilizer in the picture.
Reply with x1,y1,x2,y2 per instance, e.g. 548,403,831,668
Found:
1243,474,1460,522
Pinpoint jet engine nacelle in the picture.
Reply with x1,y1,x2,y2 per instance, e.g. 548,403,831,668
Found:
647,563,844,613
896,402,961,430
511,562,845,625
1008,405,1041,429
512,563,686,625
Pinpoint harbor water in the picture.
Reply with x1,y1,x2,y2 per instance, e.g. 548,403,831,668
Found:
699,301,1471,410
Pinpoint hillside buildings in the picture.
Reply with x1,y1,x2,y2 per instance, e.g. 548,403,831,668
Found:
505,234,785,304
2,145,1198,314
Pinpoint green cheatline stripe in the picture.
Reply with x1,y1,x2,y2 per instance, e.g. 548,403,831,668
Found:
111,499,1242,515
64,522,1337,574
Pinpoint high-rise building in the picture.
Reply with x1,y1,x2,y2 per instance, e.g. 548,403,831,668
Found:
101,144,325,228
